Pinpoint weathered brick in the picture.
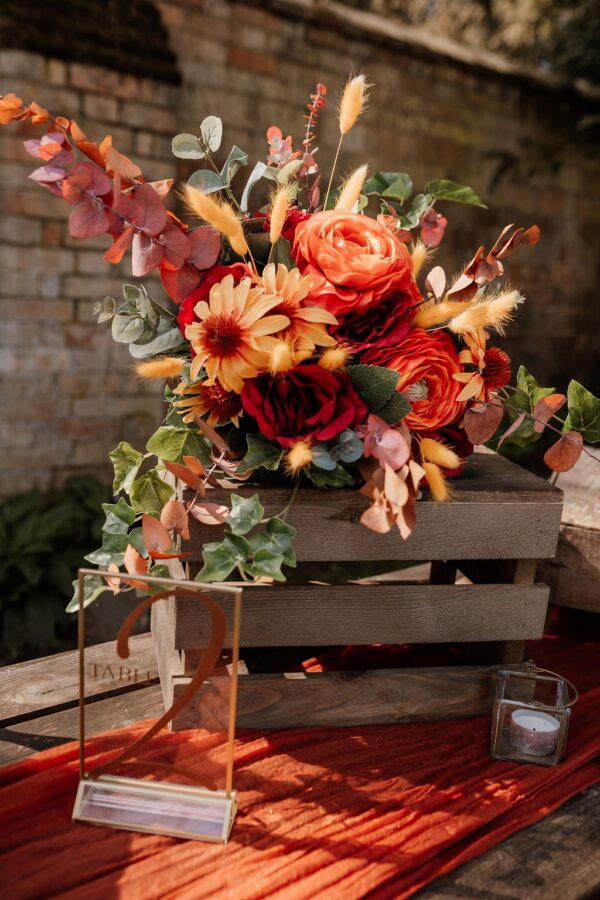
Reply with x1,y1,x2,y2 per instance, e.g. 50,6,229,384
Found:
83,93,120,123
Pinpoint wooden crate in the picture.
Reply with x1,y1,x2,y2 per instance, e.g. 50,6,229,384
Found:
151,451,563,729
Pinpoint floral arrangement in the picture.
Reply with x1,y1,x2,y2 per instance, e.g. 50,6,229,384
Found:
1,76,599,604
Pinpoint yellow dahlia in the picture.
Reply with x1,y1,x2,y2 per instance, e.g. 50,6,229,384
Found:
173,379,242,427
256,263,337,354
185,274,290,392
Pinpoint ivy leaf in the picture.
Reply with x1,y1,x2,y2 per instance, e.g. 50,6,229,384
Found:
564,380,600,444
85,531,129,566
200,115,223,152
129,471,174,516
248,517,296,567
187,169,224,194
245,549,286,582
101,498,135,534
196,533,249,582
347,365,400,412
146,425,211,465
220,145,248,183
424,179,487,208
507,366,556,446
109,442,143,494
66,575,108,613
306,464,355,489
172,133,204,160
237,434,284,473
376,392,411,425
226,494,265,535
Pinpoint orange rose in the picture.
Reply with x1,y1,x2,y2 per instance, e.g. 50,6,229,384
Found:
364,328,465,431
292,210,420,318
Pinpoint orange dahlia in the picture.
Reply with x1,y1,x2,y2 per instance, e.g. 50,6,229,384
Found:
453,329,511,402
173,379,242,427
256,263,337,354
185,274,290,393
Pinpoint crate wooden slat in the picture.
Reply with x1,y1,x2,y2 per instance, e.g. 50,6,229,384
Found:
171,583,549,648
186,453,562,561
151,451,563,729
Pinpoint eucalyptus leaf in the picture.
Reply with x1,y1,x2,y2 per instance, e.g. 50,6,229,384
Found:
240,161,277,212
311,445,337,471
333,430,364,464
129,471,174,516
111,314,145,344
128,325,186,359
200,115,223,153
109,442,143,494
187,169,225,194
172,133,205,160
424,179,487,208
94,295,116,323
221,145,248,183
277,158,302,184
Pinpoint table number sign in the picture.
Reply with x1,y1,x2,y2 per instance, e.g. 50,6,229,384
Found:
72,568,242,842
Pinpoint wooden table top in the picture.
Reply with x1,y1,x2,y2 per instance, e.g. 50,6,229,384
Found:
1,641,598,899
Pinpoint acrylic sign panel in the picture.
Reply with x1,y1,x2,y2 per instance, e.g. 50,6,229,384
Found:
73,568,242,841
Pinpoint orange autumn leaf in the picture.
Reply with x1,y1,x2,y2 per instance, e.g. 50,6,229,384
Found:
189,501,230,525
141,513,172,554
105,145,142,181
463,401,504,445
160,500,191,541
123,544,149,588
544,432,583,473
533,393,567,434
164,460,206,494
29,101,49,124
0,93,25,125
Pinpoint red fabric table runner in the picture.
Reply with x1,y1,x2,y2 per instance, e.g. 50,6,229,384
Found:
2,627,600,900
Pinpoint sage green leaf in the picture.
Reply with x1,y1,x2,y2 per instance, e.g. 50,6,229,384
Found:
347,364,400,412
306,464,356,489
240,161,267,212
101,498,135,534
200,115,223,153
237,434,284,473
146,426,211,465
66,574,108,613
128,325,186,359
226,493,265,535
94,295,116,323
267,237,295,269
196,533,249,582
187,169,225,194
564,380,600,443
311,445,337,471
277,158,302,184
333,430,364,464
109,442,143,494
364,172,412,200
127,527,147,557
221,145,248,183
424,179,487,208
397,193,432,228
245,548,286,582
111,313,145,343
376,392,411,425
129,471,174,516
172,133,205,159
248,517,296,567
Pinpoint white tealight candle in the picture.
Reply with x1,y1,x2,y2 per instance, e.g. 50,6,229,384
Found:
508,708,560,757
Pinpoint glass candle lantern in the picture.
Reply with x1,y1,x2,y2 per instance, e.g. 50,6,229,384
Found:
490,664,578,767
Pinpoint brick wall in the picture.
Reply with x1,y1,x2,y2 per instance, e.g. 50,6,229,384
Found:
1,0,599,496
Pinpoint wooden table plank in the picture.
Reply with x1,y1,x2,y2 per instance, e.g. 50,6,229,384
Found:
417,784,600,899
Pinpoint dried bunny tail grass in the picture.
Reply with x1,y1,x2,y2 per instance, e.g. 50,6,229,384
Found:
269,185,293,244
319,345,351,371
135,357,185,380
269,339,295,374
339,73,371,134
410,240,430,278
412,298,474,330
181,184,248,256
423,461,452,502
448,288,521,336
420,438,461,471
285,440,313,474
335,164,368,211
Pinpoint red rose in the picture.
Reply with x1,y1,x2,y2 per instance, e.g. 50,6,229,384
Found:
177,263,250,337
241,364,368,448
364,327,465,431
292,210,419,319
332,291,416,353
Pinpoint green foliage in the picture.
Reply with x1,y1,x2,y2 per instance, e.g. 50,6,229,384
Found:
424,179,487,208
364,171,413,202
129,471,174,516
109,442,143,494
347,364,410,423
225,494,265,535
503,366,556,447
305,464,356,488
146,425,211,465
237,434,284,473
0,476,109,663
563,380,600,443
107,284,184,360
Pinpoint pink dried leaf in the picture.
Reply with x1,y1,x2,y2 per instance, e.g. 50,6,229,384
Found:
188,502,230,525
149,178,174,199
533,393,567,434
160,224,191,271
496,224,540,260
497,411,526,448
141,513,172,553
463,401,504,445
104,145,142,182
425,265,446,299
132,231,164,277
69,195,110,239
29,164,65,196
104,223,135,264
446,272,478,302
164,460,205,494
62,161,112,203
160,263,202,304
187,226,221,270
420,210,447,248
544,432,583,473
132,182,168,235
